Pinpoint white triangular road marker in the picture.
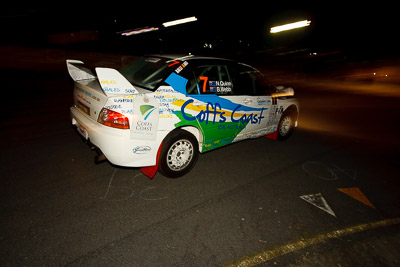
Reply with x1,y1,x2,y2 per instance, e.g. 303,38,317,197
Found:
300,193,336,217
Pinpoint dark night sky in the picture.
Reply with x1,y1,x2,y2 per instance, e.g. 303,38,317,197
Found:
1,3,398,59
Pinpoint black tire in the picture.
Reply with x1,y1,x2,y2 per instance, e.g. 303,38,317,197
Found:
158,129,199,178
277,111,296,140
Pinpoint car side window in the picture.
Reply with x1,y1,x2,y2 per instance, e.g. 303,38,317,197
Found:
192,65,234,95
184,70,200,95
236,64,271,95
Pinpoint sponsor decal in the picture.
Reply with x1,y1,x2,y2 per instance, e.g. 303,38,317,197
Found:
100,80,117,85
172,95,268,152
134,105,157,132
131,95,159,140
135,121,153,131
256,97,267,105
175,61,188,73
133,146,152,154
180,99,265,125
140,105,156,120
209,80,232,93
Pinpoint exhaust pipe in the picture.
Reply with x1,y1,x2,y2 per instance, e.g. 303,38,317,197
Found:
95,153,107,164
89,142,107,164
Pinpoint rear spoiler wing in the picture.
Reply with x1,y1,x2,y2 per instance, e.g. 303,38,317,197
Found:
66,59,139,95
66,59,96,81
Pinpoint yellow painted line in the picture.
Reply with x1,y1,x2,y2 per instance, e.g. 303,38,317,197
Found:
223,217,400,267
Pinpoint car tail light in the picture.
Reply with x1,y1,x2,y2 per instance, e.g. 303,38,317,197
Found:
97,108,130,129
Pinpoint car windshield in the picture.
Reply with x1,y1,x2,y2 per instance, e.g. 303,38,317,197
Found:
120,57,172,91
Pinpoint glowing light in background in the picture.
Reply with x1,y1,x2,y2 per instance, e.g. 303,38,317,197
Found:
121,27,159,36
162,16,197,27
270,20,311,33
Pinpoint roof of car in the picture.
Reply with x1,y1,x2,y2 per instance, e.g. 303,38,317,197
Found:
147,54,236,63
144,54,259,72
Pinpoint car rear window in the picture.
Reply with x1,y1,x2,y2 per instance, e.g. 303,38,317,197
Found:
120,57,172,91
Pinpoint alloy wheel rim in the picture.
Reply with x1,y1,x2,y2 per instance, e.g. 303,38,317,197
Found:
279,116,292,136
167,139,194,171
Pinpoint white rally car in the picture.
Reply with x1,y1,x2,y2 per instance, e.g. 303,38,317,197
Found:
68,55,299,178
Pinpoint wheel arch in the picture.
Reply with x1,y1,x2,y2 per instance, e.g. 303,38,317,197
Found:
284,104,299,121
166,125,203,153
158,126,201,178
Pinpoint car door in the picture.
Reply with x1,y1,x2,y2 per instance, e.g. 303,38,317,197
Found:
231,63,273,140
182,61,247,151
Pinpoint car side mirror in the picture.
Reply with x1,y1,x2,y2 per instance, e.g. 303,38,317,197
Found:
273,86,294,97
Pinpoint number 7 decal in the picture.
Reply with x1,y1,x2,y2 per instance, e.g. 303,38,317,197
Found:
199,76,208,93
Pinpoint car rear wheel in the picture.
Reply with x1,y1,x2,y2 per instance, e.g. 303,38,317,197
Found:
159,129,199,178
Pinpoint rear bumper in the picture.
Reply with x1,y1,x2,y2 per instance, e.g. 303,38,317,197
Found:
70,106,162,167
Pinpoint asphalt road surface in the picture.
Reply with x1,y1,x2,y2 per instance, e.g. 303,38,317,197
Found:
1,67,400,266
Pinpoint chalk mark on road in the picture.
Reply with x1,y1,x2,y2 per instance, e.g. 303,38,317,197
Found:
302,161,357,181
102,170,168,202
102,169,117,199
139,186,169,201
102,169,135,201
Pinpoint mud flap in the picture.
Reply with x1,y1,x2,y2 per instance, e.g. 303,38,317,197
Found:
140,142,162,179
264,130,278,140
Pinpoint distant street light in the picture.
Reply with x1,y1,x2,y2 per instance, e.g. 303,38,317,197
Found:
270,20,311,33
162,16,198,27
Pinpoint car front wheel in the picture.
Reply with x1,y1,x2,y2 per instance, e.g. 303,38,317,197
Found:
159,129,199,178
277,111,295,140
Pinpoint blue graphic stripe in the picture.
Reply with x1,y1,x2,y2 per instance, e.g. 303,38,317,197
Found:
165,72,188,94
